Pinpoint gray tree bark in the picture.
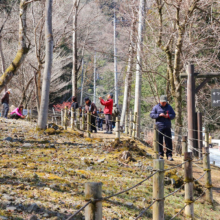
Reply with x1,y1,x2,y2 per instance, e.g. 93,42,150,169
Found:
0,36,7,92
120,16,136,127
0,0,30,93
72,0,80,96
134,0,146,137
38,0,53,129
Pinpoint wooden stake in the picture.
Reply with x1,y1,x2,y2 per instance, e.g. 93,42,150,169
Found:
182,136,188,166
129,111,132,137
61,109,64,126
153,159,164,220
132,112,137,139
77,108,80,130
184,152,194,218
85,182,102,220
125,112,128,135
64,106,67,130
203,147,213,204
87,112,91,137
115,116,120,140
71,107,74,130
153,124,159,159
82,113,85,131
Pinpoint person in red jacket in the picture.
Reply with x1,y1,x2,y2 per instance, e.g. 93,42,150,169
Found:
99,94,113,134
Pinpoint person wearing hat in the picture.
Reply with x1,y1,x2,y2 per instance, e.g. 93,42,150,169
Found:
150,95,175,161
99,93,113,134
84,97,97,133
1,89,12,118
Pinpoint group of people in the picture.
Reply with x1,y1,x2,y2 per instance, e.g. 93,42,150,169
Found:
71,93,120,134
1,88,176,161
1,89,26,120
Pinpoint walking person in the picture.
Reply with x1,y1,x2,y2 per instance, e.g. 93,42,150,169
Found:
1,89,12,119
84,97,97,133
97,108,104,131
150,95,175,161
99,94,113,134
10,105,26,119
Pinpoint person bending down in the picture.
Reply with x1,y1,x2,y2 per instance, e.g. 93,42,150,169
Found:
10,105,26,119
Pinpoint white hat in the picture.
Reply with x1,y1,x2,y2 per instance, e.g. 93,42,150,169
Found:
7,89,12,94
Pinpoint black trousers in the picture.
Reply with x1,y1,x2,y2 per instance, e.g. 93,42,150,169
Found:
158,127,172,157
105,114,112,132
90,115,97,132
10,113,21,120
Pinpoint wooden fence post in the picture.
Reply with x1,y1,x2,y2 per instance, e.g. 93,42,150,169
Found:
153,159,164,220
125,112,128,135
64,106,67,130
203,147,213,203
132,112,137,139
61,109,64,126
182,136,188,166
82,113,85,131
129,111,132,137
87,112,91,138
184,152,194,218
71,107,74,130
85,182,102,220
153,124,159,159
77,108,80,130
115,116,120,140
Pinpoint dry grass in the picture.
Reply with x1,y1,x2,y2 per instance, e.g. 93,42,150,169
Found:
0,119,219,220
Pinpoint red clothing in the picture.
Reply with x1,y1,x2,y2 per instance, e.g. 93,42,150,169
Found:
100,99,113,115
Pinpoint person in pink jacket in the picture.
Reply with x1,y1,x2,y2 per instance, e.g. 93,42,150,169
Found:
99,93,113,134
10,105,26,119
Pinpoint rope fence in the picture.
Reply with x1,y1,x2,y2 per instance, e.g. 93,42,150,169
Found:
19,106,214,219
64,150,211,220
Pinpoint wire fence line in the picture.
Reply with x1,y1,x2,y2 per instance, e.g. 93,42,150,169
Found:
24,107,212,219
65,156,208,219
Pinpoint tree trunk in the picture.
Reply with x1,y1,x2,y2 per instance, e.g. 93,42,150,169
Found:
80,59,84,106
72,0,80,97
37,0,53,129
120,17,136,127
134,0,146,137
113,7,118,105
0,0,30,92
0,35,7,92
36,64,42,113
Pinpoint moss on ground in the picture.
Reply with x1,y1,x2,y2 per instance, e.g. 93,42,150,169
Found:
0,119,219,219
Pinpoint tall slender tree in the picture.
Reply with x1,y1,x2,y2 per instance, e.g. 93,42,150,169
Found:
38,0,53,129
134,0,146,137
72,0,80,96
120,13,136,127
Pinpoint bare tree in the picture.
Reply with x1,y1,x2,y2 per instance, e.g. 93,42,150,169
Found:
0,0,37,92
134,0,146,137
120,5,136,127
38,0,53,129
72,0,80,96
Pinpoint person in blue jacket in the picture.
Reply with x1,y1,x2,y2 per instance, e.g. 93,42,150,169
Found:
150,95,175,161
